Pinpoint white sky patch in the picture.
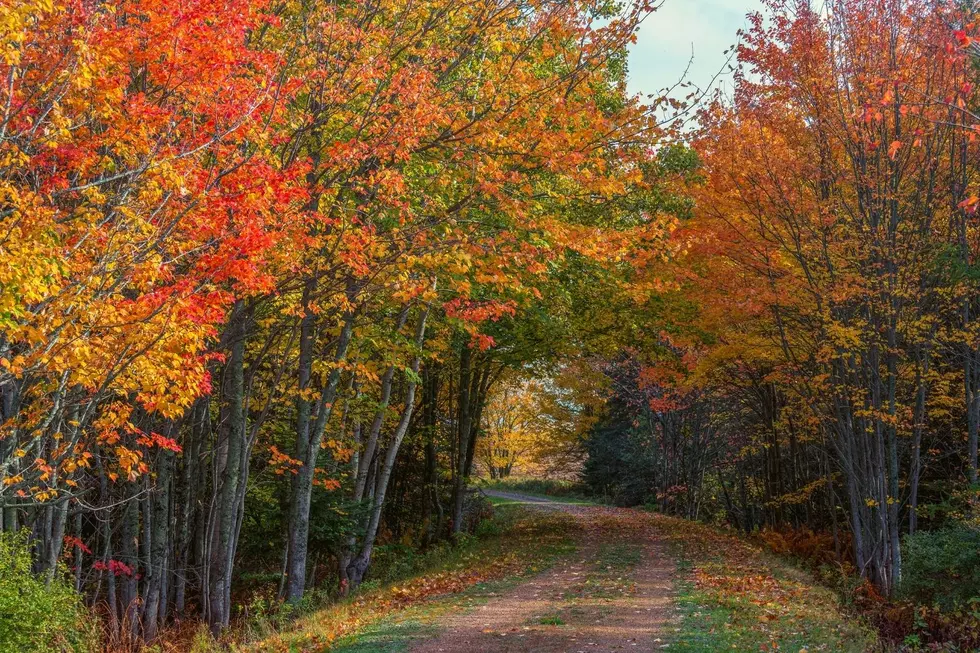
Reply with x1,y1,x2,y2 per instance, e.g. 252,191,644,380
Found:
627,0,764,99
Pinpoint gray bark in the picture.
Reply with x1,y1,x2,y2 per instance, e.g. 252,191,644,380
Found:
144,443,174,639
346,306,430,587
208,302,246,632
285,310,356,603
451,344,472,537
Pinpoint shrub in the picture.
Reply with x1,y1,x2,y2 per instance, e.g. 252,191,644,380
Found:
901,525,980,611
758,526,850,569
0,530,97,652
483,477,594,501
461,488,494,533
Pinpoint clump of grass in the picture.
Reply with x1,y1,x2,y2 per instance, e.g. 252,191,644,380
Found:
538,615,565,626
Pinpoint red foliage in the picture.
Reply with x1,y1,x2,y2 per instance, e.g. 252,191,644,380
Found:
64,535,92,556
757,526,852,569
94,559,134,576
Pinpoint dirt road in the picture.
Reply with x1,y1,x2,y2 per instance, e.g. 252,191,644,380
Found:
409,491,677,653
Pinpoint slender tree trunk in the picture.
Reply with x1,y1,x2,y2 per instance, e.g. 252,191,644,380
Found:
175,396,206,617
120,491,140,639
967,341,979,485
285,310,355,603
463,364,492,479
346,306,429,587
73,510,83,593
451,344,472,537
0,370,20,533
422,367,441,548
209,302,246,632
886,345,902,591
145,444,174,639
355,308,410,502
909,344,928,534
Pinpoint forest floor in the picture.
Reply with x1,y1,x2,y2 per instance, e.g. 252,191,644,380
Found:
255,492,874,652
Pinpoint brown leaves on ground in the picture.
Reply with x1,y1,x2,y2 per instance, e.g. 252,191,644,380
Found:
246,510,575,652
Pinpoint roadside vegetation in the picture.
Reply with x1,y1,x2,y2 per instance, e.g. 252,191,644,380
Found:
245,492,872,653
661,518,875,653
0,531,98,653
194,504,576,652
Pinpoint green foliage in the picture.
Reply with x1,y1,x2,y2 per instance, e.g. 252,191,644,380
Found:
482,477,596,502
367,544,427,590
901,525,980,610
583,398,657,506
308,492,371,558
185,623,221,653
0,531,96,652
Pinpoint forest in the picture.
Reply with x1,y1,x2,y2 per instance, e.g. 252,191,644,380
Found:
2,0,980,651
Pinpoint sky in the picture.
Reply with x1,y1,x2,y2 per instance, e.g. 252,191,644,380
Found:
627,0,763,99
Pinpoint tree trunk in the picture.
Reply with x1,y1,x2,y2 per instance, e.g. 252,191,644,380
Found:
144,444,174,639
120,491,140,639
285,309,355,603
451,344,472,537
208,302,246,632
346,306,429,588
421,367,442,548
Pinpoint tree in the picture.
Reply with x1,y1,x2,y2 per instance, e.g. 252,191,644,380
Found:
651,0,980,595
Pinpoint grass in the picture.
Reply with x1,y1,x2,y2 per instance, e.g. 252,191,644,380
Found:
538,615,565,626
478,477,602,504
221,489,873,653
242,504,578,652
656,516,876,652
593,541,642,570
562,541,643,602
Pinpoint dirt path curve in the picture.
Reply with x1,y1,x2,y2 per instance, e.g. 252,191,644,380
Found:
409,491,677,653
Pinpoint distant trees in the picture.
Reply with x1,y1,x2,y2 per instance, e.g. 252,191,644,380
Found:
584,357,724,515
476,372,596,479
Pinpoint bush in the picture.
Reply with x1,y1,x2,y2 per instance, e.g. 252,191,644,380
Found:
901,525,980,610
0,530,97,652
483,477,594,501
758,526,850,569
